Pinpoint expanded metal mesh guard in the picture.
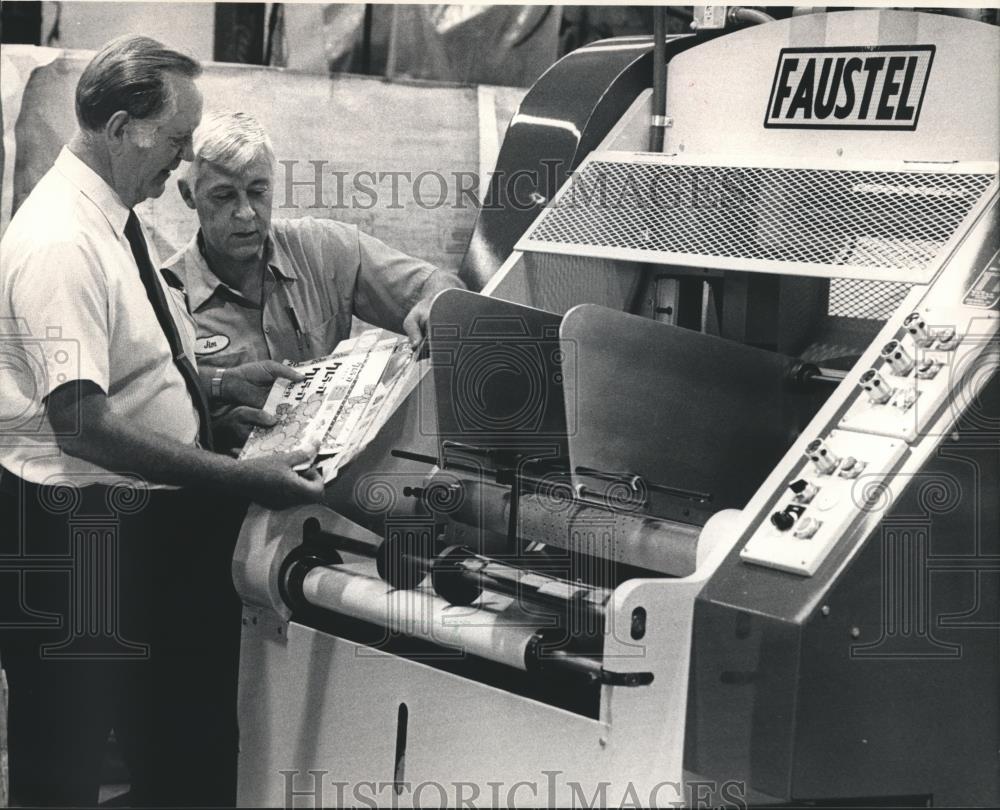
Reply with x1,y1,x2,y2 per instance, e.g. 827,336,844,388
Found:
520,157,996,282
828,278,912,320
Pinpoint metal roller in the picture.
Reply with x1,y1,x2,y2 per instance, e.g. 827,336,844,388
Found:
285,522,612,629
441,476,701,576
279,530,651,686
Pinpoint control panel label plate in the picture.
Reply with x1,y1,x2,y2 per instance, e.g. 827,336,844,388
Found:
964,250,1000,309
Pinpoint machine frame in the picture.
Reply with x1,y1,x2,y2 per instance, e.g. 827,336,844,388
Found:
234,10,999,806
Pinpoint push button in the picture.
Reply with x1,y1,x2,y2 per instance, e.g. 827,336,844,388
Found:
904,312,933,347
793,517,822,539
770,510,795,532
859,368,892,404
805,438,840,475
880,340,914,376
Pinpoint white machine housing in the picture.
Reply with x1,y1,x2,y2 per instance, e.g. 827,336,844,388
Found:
233,11,998,806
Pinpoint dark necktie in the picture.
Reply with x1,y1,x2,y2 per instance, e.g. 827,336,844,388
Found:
124,210,214,450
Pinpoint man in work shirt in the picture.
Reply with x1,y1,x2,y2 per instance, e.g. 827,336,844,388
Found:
165,110,466,448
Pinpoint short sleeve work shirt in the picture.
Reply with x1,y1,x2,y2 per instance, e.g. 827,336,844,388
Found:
163,217,440,369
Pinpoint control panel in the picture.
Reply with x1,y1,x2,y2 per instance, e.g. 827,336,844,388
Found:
838,306,993,441
740,430,907,576
741,302,997,577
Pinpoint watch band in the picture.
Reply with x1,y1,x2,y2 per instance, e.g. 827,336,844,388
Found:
211,368,226,402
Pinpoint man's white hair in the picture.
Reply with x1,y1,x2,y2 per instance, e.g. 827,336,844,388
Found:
190,110,274,184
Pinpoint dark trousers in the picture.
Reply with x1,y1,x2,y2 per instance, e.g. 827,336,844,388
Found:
0,476,247,806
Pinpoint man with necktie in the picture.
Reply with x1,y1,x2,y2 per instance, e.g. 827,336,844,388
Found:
0,35,323,806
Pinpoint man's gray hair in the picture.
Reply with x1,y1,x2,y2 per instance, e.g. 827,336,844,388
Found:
190,111,276,182
75,34,201,131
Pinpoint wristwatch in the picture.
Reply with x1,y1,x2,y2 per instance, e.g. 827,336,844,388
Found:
211,368,227,402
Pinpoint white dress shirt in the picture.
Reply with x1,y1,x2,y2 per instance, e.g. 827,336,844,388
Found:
0,147,201,486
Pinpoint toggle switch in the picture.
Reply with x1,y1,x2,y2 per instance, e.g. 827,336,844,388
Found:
789,478,819,503
805,438,840,475
896,388,919,410
859,368,892,404
934,326,959,351
904,312,933,347
881,340,915,376
915,359,941,380
837,457,866,479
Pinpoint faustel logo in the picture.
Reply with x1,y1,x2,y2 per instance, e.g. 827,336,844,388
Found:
765,46,935,130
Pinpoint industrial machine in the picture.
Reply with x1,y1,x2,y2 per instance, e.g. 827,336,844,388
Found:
234,9,998,806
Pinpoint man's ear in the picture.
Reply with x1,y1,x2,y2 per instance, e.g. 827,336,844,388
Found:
105,110,129,155
177,176,197,210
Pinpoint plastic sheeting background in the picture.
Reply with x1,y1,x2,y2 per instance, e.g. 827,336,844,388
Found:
1,45,525,273
385,5,561,87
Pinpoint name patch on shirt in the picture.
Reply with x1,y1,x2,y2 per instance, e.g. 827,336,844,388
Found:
195,334,231,355
765,46,935,130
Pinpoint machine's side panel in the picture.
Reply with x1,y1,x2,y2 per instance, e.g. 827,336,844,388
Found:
687,434,999,804
794,440,1000,803
236,620,608,807
460,37,652,289
686,194,999,804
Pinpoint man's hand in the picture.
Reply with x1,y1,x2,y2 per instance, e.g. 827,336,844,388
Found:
401,297,433,347
401,274,465,347
221,360,303,409
47,381,323,509
213,406,277,451
235,446,325,509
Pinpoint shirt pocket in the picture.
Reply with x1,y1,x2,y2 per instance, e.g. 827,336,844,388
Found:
304,313,346,356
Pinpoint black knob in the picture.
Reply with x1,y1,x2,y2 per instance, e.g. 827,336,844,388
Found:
770,510,796,532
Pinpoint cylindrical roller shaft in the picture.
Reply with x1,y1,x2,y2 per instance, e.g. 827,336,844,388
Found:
431,545,609,635
300,565,542,671
295,526,611,637
444,478,700,576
